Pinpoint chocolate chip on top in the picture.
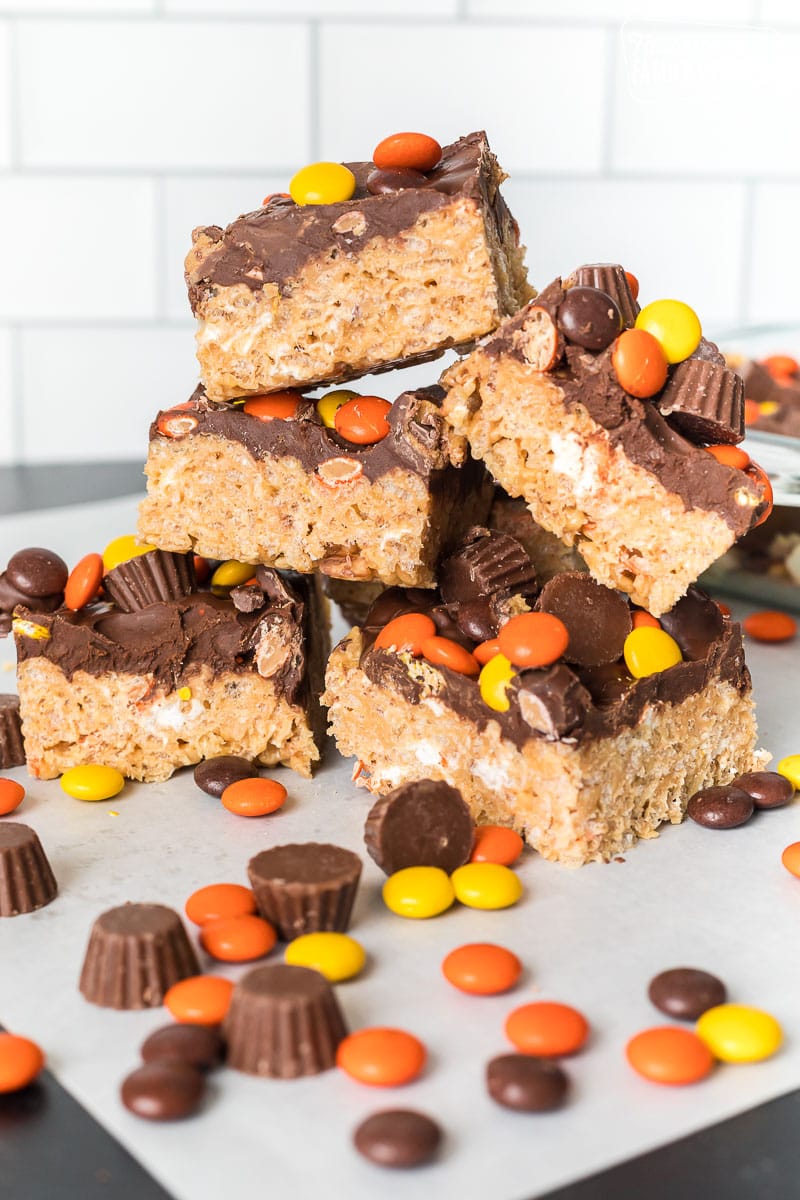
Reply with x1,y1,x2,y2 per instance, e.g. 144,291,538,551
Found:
536,573,632,667
557,287,622,352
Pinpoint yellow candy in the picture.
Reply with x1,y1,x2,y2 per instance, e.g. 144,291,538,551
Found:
177,687,192,701
211,560,255,589
284,932,366,982
451,863,522,911
623,626,682,678
61,764,124,802
102,535,154,573
317,389,359,429
289,162,356,206
11,618,50,641
778,754,800,790
479,652,517,712
635,299,702,364
759,400,780,416
382,866,455,919
696,1004,782,1064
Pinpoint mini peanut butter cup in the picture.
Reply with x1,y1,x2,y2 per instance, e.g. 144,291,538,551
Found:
658,358,745,446
364,780,474,875
0,822,57,916
439,527,538,608
79,902,200,1009
224,963,347,1078
102,550,196,612
0,694,25,768
572,263,639,328
247,843,362,941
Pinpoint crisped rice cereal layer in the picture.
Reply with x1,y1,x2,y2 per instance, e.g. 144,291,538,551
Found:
19,661,321,783
323,631,766,867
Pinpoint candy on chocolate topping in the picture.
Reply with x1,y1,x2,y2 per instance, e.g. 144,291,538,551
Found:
439,526,538,611
353,1109,442,1169
102,548,196,613
7,548,68,598
366,168,428,195
79,903,200,1009
658,358,745,446
0,822,57,916
648,968,727,1021
572,263,639,328
0,695,25,769
486,1054,569,1112
364,780,474,875
536,573,632,667
224,963,347,1078
247,843,362,941
686,784,754,829
557,286,621,352
121,1062,205,1121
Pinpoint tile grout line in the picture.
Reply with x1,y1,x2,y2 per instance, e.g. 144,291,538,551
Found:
738,180,756,327
308,18,320,161
154,173,168,321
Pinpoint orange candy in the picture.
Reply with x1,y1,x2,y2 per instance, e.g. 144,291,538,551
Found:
498,612,569,669
743,398,761,425
631,610,661,630
746,462,773,528
0,1033,45,1093
221,777,288,817
474,638,501,665
156,407,199,439
781,842,800,878
262,191,291,205
243,392,301,421
200,914,277,963
626,1026,714,1086
164,975,234,1025
505,1001,590,1057
611,328,669,399
742,610,797,643
471,825,524,866
625,270,640,301
334,396,392,445
705,444,750,471
421,636,480,676
193,555,211,584
373,132,442,173
336,1027,426,1087
0,778,25,816
64,553,104,610
763,354,798,379
717,601,731,617
374,612,436,655
185,882,257,926
442,943,522,996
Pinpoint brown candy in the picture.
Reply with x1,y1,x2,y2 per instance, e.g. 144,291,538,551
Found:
224,963,347,1078
140,1024,224,1071
121,1062,205,1121
0,571,61,635
734,771,794,810
353,1109,442,1169
0,822,57,916
514,664,591,739
0,694,25,768
439,527,537,609
193,755,258,798
79,903,200,1009
102,549,195,612
230,584,266,613
6,548,68,598
536,572,632,667
572,263,639,328
658,358,745,446
658,587,724,661
486,1054,569,1112
366,168,428,195
648,968,727,1020
686,785,754,829
247,843,362,941
557,286,621,352
364,780,474,875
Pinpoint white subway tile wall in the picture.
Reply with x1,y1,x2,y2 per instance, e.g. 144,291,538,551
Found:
0,0,792,462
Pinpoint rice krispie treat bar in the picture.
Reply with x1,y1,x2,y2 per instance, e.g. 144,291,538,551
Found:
15,565,329,782
139,384,492,587
185,131,531,401
324,529,765,866
440,265,770,616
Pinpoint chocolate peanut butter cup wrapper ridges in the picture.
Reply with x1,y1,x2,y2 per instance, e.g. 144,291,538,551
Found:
658,358,745,446
0,822,57,916
0,694,25,768
572,263,639,328
79,902,200,1009
247,843,363,941
102,550,196,613
224,963,347,1078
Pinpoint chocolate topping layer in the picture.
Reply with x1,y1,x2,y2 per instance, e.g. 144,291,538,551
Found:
14,573,315,707
151,384,481,488
483,277,765,535
186,132,502,312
